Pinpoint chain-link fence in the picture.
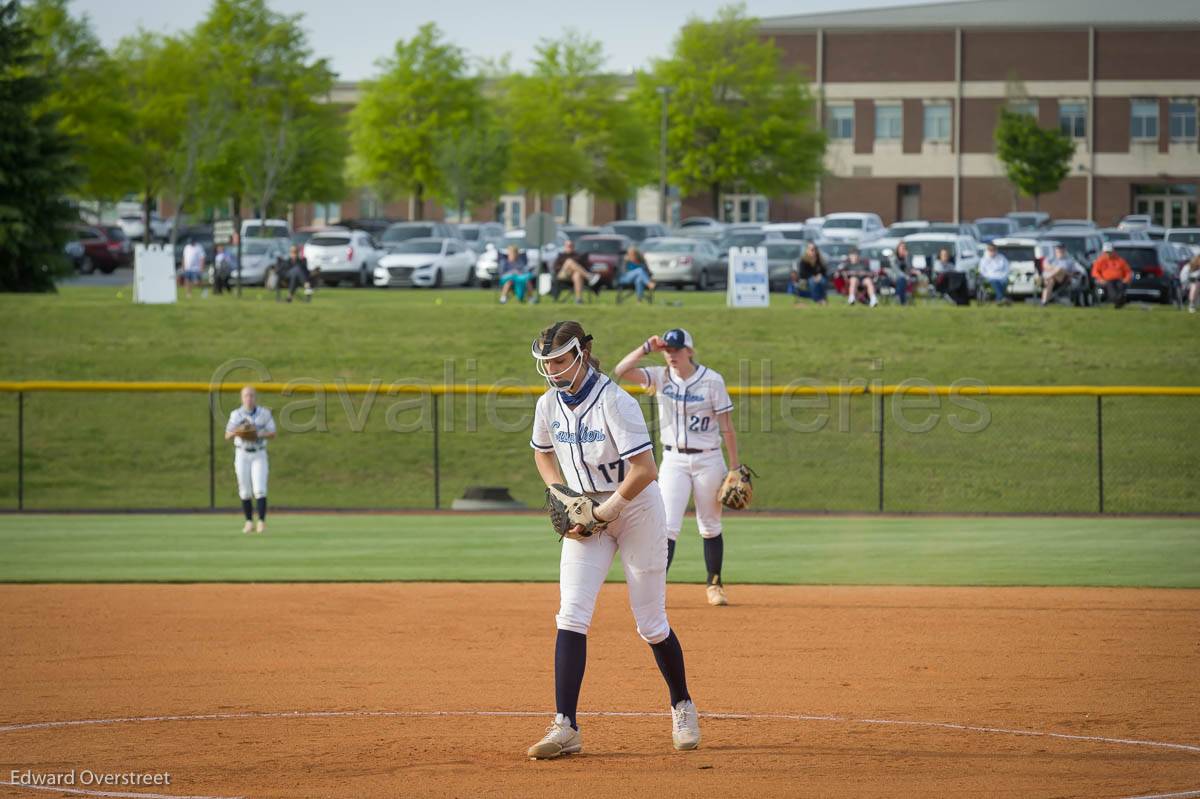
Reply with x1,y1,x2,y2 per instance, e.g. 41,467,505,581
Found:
0,383,1196,514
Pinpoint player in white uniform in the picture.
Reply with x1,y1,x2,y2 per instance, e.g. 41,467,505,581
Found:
224,386,276,533
525,320,701,760
614,328,740,606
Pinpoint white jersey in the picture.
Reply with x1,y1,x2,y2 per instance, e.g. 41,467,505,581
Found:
225,405,276,450
642,365,733,451
530,373,654,494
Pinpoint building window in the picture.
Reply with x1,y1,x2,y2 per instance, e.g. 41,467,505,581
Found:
1008,100,1038,118
1169,100,1197,141
923,103,951,141
875,104,902,140
1131,99,1159,140
1059,101,1087,139
826,105,854,140
552,194,567,221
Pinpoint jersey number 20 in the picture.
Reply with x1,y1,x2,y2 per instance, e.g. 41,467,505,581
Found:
688,415,711,432
596,460,627,483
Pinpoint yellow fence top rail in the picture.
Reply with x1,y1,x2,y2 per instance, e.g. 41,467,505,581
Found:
0,380,1198,398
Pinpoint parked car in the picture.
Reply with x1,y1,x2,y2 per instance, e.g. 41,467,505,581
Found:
70,224,132,273
458,222,506,254
380,222,458,251
1142,226,1167,241
602,221,668,243
1118,214,1153,231
1099,227,1149,243
1107,242,1184,305
118,212,173,242
1037,229,1104,271
873,221,931,255
232,238,286,286
717,229,781,251
642,237,724,290
674,217,726,240
474,229,569,285
805,216,826,229
1006,211,1050,230
560,225,601,243
814,239,857,271
901,233,982,293
763,241,805,291
974,217,1019,243
991,237,1054,302
173,226,215,268
241,218,291,247
1048,219,1097,230
575,234,631,288
304,229,384,287
291,225,345,251
761,222,818,242
338,218,395,238
819,212,885,244
1165,228,1200,256
375,237,476,288
927,222,983,242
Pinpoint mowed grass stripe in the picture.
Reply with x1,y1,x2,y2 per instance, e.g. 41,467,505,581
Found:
0,514,1196,587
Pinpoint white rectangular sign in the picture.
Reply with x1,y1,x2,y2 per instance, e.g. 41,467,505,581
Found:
726,247,770,308
133,244,177,304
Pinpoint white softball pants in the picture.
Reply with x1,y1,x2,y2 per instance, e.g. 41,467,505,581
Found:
555,481,670,645
659,448,726,541
234,449,269,500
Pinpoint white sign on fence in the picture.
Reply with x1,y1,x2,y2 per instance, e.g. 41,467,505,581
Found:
133,244,177,304
726,246,770,308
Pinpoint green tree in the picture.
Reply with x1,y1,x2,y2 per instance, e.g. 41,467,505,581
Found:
994,109,1075,211
504,31,653,218
434,109,509,221
638,4,825,217
19,0,133,201
0,0,79,292
350,23,479,219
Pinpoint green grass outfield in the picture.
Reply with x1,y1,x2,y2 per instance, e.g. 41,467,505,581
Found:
1,286,1197,513
1,513,1197,587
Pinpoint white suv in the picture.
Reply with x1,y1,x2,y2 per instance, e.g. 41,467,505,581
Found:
903,233,982,294
304,229,385,287
820,212,885,244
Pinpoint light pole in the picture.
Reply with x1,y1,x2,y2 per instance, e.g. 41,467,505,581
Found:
657,85,672,225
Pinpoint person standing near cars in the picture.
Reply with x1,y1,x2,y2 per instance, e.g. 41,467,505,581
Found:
181,238,205,298
1186,254,1200,314
979,242,1011,304
283,245,311,303
1040,245,1075,306
1091,242,1133,308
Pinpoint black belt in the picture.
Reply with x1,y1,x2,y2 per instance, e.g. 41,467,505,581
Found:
240,446,264,453
664,445,716,454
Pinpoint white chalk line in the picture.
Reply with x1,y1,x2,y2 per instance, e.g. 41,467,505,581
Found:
0,783,240,799
1,708,1197,799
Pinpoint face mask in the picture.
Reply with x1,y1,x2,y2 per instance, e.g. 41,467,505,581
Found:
531,329,592,392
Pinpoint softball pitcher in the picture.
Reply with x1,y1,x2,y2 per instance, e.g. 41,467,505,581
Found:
527,320,701,759
224,385,276,533
614,329,740,606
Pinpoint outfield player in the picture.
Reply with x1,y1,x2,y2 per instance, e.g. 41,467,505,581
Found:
526,320,701,759
614,329,739,606
224,385,276,533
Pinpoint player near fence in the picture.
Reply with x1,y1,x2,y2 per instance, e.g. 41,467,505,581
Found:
224,386,276,533
529,320,701,759
614,329,752,606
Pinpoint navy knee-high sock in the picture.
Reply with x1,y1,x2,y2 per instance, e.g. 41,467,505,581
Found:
650,629,690,707
555,630,587,729
241,499,253,521
255,497,267,521
666,539,676,572
703,534,724,584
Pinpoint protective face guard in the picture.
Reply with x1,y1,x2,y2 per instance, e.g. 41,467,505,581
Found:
532,335,585,390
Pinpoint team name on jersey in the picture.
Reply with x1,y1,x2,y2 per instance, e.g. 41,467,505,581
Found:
552,420,607,444
661,384,705,403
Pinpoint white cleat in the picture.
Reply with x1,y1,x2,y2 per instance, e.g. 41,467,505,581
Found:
671,700,701,750
242,521,253,534
869,295,879,308
527,714,582,759
256,520,266,534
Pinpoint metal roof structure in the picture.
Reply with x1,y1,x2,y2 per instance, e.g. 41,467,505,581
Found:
759,0,1200,30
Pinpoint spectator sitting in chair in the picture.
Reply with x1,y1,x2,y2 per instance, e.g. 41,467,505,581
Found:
284,245,311,303
878,241,912,305
1040,244,1075,306
553,239,600,304
616,245,655,303
843,248,878,307
790,242,828,305
979,242,1011,305
498,244,534,304
1091,242,1133,308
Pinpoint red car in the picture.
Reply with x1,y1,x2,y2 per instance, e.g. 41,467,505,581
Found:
71,224,132,274
575,234,632,288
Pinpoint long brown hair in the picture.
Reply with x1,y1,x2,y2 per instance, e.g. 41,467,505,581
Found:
536,320,600,371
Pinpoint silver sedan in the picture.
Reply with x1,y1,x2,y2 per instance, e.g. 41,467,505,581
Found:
643,238,725,290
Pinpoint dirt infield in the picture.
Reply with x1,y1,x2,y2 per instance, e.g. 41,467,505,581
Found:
2,583,1198,799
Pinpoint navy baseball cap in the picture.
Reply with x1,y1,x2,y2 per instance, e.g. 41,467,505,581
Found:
663,328,694,350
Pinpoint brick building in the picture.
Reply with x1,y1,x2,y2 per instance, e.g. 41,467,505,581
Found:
751,0,1200,226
